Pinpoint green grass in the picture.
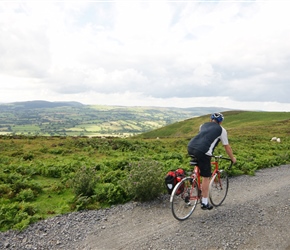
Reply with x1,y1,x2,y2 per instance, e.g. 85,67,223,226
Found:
30,177,73,217
1,110,290,231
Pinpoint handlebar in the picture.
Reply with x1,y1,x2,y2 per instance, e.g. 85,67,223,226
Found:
212,155,231,161
212,155,233,169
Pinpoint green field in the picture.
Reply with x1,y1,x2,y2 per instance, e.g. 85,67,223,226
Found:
0,101,223,137
0,110,289,231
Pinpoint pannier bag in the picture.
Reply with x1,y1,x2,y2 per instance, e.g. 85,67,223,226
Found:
165,168,185,194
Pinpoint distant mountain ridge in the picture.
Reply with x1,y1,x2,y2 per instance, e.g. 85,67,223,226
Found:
7,100,84,109
2,100,227,110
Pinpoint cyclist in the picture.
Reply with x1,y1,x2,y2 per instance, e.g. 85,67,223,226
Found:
187,112,236,210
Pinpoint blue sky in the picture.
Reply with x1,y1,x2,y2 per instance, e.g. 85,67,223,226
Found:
1,1,290,111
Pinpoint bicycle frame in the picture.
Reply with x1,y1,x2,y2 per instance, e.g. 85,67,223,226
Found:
190,157,223,194
211,161,219,175
170,155,232,221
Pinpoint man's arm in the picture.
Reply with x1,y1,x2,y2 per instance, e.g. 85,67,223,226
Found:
224,144,236,163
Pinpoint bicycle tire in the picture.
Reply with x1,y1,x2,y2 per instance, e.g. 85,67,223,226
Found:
170,177,199,221
209,170,229,206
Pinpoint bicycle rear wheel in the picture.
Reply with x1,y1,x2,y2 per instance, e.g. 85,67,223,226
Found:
209,170,229,206
170,177,199,221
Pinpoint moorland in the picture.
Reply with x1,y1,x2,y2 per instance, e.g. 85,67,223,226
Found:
0,108,289,232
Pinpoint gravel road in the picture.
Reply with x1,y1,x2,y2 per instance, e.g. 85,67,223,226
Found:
1,164,290,250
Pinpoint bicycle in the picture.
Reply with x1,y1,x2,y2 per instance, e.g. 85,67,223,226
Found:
170,155,233,221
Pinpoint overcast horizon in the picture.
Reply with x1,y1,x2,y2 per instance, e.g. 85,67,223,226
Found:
0,99,287,113
1,1,290,112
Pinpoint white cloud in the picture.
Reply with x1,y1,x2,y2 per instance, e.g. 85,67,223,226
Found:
0,1,290,111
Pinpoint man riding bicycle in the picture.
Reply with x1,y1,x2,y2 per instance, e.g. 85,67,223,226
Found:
187,112,236,210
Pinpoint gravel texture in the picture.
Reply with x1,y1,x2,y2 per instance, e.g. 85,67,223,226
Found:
1,164,290,250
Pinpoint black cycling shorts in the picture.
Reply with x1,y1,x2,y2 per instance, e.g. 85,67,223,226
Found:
188,147,211,177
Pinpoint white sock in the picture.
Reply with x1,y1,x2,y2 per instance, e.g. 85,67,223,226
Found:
202,197,208,204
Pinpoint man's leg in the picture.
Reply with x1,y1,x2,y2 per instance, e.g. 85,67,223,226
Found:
202,177,210,198
191,150,213,210
201,177,213,210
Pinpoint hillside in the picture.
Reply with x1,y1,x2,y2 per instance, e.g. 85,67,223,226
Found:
0,100,230,137
137,110,290,139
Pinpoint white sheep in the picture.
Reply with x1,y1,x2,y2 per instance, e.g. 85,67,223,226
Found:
270,137,281,143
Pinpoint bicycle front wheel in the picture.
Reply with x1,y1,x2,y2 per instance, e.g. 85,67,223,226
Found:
209,170,229,206
170,177,199,221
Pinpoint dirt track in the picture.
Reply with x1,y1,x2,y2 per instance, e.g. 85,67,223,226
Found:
78,165,290,250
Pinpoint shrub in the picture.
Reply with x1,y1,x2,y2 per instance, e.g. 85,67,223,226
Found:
0,184,12,198
162,152,183,161
69,195,95,211
102,169,126,184
50,183,66,194
0,203,39,231
22,153,34,161
43,166,62,178
70,166,98,197
122,159,165,202
9,178,42,198
95,183,128,205
15,188,35,202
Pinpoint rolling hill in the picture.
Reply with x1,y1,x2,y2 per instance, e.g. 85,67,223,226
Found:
137,110,290,139
0,100,231,136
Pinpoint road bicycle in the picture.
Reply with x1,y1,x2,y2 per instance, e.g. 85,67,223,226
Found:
170,155,233,221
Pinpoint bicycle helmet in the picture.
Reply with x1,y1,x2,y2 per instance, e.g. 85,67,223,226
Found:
211,112,224,123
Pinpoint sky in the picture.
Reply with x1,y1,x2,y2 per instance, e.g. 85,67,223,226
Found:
1,0,290,111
